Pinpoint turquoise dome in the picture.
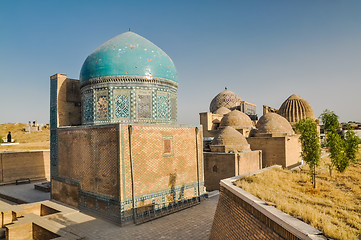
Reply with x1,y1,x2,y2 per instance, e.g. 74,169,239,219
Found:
80,32,177,84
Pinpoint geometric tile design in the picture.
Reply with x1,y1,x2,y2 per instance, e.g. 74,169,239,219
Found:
114,95,130,119
157,95,168,119
96,95,108,120
210,89,242,113
80,82,177,124
83,97,93,123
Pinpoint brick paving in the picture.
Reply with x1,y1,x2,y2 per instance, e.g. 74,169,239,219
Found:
0,182,219,239
0,181,50,203
58,196,218,240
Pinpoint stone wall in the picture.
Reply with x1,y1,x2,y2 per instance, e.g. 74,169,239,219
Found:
210,172,326,240
0,150,50,183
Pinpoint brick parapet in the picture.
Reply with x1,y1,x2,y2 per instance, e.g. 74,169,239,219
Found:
210,167,327,240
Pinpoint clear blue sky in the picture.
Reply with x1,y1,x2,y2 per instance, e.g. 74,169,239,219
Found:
1,0,361,124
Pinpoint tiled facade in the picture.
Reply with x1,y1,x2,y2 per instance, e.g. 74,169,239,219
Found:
80,82,177,125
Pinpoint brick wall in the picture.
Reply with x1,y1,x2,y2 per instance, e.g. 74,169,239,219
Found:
53,124,204,223
248,136,301,168
210,173,326,240
211,186,283,240
285,136,302,168
54,74,81,127
121,125,204,213
248,136,286,167
204,150,261,191
0,150,50,183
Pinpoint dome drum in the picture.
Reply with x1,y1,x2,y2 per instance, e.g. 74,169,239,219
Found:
81,83,177,125
79,32,178,125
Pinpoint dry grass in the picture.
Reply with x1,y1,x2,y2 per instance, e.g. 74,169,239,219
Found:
0,123,50,152
235,151,361,240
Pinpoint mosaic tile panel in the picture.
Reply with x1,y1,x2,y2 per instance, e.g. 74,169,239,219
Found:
114,95,130,119
83,96,93,123
80,82,177,124
157,95,168,119
96,95,108,120
50,79,57,129
50,79,58,178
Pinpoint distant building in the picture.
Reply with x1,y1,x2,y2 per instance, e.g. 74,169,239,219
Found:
200,89,257,138
24,120,42,132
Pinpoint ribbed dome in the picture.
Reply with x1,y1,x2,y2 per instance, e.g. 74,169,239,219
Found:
278,94,315,125
220,110,253,129
211,126,249,147
80,32,177,85
214,107,231,115
256,113,294,135
209,89,242,113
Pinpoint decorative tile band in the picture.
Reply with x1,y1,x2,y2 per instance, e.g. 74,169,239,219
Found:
80,82,177,125
80,75,178,89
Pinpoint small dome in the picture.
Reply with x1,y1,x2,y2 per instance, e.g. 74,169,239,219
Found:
220,110,253,129
278,94,315,125
211,126,249,146
80,32,177,85
210,89,242,113
256,113,294,135
214,107,231,115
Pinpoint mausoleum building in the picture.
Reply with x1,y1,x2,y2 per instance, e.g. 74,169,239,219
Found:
50,31,204,224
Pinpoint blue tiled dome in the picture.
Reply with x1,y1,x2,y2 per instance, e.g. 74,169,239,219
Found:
80,32,177,84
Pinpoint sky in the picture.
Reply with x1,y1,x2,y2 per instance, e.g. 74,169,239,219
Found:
0,0,361,125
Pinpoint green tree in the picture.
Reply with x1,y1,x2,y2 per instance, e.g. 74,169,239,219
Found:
296,118,321,188
327,131,347,172
344,126,360,163
320,110,344,173
320,109,339,132
320,110,359,173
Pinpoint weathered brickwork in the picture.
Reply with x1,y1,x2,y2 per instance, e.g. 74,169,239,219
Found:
120,125,204,222
204,151,261,191
0,150,50,183
210,186,284,240
53,124,204,223
248,135,301,168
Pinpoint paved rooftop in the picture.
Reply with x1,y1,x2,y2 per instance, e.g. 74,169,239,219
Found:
59,196,219,239
0,183,218,239
0,181,50,203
